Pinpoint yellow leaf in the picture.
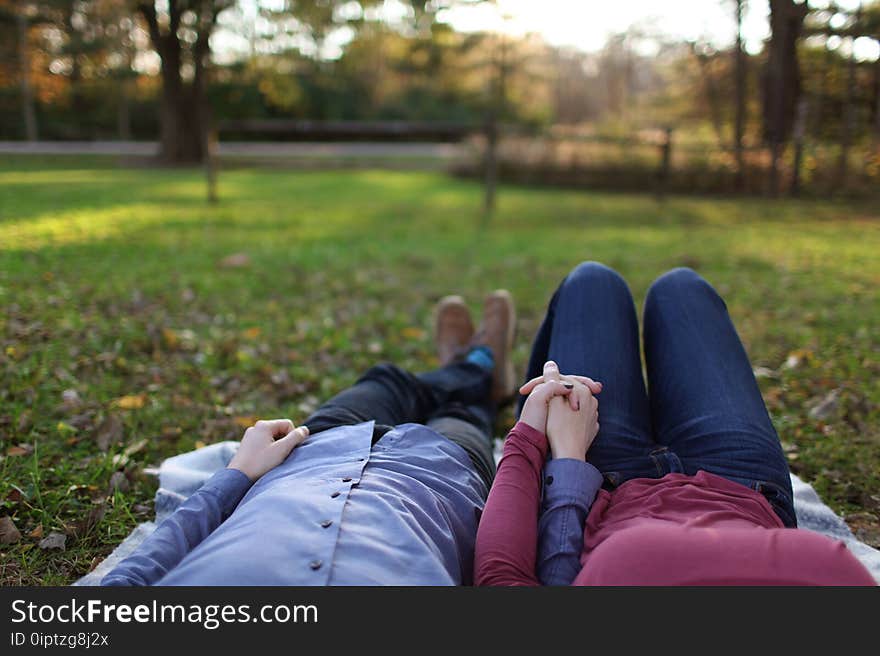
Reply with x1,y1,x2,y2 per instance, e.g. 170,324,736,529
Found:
401,327,426,340
194,440,207,450
233,416,257,429
162,328,179,349
242,327,261,339
113,394,146,410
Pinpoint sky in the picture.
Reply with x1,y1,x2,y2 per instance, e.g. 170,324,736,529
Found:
215,0,880,62
436,0,879,60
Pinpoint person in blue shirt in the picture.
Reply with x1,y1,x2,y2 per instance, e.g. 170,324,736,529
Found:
102,292,517,586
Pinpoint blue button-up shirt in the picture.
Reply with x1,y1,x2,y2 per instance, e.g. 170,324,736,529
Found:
102,421,488,586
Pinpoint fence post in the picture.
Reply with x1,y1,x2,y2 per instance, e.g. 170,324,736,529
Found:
790,99,808,197
657,127,673,198
483,112,498,216
204,125,218,205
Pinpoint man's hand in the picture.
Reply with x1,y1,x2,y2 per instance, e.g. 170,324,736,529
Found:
227,419,309,482
546,384,599,461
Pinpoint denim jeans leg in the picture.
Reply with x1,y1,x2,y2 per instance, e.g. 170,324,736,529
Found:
523,261,657,484
303,361,496,485
643,268,796,526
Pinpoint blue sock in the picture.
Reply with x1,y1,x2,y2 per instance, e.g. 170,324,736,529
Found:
465,345,494,371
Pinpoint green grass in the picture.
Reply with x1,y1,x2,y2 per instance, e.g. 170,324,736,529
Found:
1,155,878,585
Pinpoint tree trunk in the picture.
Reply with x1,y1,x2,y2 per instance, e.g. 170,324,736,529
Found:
874,56,880,154
790,99,807,196
692,45,724,146
16,10,38,141
763,0,808,195
158,49,204,163
139,1,215,164
117,80,132,141
734,0,746,192
837,5,861,188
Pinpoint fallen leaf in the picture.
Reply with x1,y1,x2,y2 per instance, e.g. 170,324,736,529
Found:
123,439,147,457
161,327,179,350
39,531,66,551
233,416,257,429
28,525,43,539
401,327,426,339
113,394,146,410
94,415,124,451
809,389,841,421
16,411,32,433
56,421,77,435
0,516,21,544
61,389,81,411
219,253,251,269
160,426,182,440
242,327,261,339
6,444,33,457
108,471,130,494
753,366,778,379
5,488,22,503
194,440,207,449
69,412,94,430
781,349,812,370
764,387,784,409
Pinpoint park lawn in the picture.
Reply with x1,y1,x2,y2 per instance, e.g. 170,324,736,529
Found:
1,155,878,585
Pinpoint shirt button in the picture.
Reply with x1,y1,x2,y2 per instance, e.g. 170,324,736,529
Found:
309,560,323,570
320,520,333,528
330,491,341,498
342,477,352,482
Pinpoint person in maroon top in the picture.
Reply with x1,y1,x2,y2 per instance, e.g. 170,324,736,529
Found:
474,262,875,586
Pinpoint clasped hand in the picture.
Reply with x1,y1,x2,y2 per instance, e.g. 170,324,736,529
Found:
519,360,601,461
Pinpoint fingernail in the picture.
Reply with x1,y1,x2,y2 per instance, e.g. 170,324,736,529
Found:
564,383,574,389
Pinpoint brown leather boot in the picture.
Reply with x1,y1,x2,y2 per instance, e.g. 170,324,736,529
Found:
434,295,475,366
475,290,516,404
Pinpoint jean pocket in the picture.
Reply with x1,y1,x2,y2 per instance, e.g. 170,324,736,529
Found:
753,480,797,528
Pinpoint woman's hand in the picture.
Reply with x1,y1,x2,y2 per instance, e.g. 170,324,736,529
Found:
545,385,599,461
519,361,581,433
227,419,309,482
519,361,603,397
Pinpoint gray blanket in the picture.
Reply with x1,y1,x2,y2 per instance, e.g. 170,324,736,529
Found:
76,440,880,585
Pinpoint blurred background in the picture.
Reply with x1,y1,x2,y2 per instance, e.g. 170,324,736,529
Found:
2,0,879,196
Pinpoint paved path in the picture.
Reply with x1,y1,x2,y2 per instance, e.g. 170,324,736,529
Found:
0,140,466,160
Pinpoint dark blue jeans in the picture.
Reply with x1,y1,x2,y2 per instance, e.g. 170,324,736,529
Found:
520,262,796,527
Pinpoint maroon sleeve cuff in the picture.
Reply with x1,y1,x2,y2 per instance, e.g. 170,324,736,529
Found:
505,421,549,459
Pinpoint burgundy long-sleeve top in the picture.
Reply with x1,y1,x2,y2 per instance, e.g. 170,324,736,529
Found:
474,422,875,586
